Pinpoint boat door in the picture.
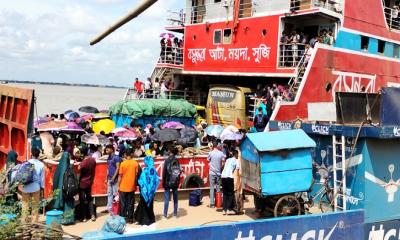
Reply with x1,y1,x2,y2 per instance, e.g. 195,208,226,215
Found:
191,0,205,24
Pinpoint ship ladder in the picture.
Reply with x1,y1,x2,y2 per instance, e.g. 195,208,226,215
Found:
332,135,347,211
288,54,307,96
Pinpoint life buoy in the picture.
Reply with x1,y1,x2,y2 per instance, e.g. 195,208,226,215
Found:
181,174,205,189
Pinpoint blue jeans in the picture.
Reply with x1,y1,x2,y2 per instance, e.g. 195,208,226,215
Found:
107,180,118,211
164,188,178,217
209,174,220,206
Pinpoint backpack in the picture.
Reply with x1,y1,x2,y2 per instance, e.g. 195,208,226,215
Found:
167,158,181,189
13,161,36,185
189,189,203,206
62,166,79,198
255,114,265,128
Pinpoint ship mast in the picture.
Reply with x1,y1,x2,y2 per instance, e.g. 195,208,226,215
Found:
90,0,158,45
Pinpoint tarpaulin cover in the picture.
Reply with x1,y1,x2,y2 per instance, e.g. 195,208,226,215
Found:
109,99,197,119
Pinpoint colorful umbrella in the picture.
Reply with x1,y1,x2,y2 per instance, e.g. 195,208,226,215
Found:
34,117,49,128
163,121,185,129
37,121,68,132
93,119,115,134
93,112,109,120
111,127,129,134
153,128,180,143
65,111,80,121
114,129,138,140
81,133,110,145
205,125,224,138
79,106,99,114
160,32,175,39
59,122,84,132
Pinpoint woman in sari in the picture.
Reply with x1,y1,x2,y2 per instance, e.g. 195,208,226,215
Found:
52,152,75,225
134,156,159,225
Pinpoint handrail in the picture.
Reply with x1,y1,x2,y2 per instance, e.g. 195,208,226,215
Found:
157,47,184,66
278,43,307,67
124,88,203,105
187,1,254,24
290,0,343,13
384,6,400,31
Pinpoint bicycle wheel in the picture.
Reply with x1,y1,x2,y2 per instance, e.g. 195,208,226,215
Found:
319,192,334,213
274,195,301,217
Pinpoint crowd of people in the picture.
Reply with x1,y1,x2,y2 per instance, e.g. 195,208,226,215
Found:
159,37,184,65
280,29,333,66
3,110,247,228
133,77,183,99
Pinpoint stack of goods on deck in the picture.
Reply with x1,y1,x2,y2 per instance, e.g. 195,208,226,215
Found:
109,99,197,128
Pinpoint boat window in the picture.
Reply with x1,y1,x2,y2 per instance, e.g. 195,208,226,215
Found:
394,44,399,58
215,0,221,2
378,40,386,54
361,36,369,51
214,30,222,44
223,29,232,44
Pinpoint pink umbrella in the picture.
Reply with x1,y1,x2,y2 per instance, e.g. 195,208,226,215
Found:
163,121,185,129
114,129,138,140
60,122,84,132
34,117,49,128
160,32,175,39
37,121,68,132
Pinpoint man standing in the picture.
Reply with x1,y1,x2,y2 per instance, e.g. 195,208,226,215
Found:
207,142,225,208
106,144,121,213
221,150,239,215
134,78,144,98
254,107,269,132
162,146,181,218
78,148,97,222
21,148,45,223
144,77,152,97
118,148,140,223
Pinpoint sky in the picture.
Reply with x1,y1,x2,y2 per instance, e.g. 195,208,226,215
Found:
0,0,183,87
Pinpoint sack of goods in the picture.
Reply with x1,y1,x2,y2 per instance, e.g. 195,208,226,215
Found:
102,215,126,234
189,189,203,206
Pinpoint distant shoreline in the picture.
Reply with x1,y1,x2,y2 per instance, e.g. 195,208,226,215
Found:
1,80,126,89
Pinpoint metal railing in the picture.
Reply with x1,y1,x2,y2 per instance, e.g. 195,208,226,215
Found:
166,9,185,27
124,88,203,105
290,0,343,12
278,43,307,67
158,47,184,66
188,2,254,24
384,7,400,31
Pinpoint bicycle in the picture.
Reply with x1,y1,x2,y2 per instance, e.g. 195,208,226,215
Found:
303,177,335,213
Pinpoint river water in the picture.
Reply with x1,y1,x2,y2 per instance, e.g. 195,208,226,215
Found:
8,83,127,116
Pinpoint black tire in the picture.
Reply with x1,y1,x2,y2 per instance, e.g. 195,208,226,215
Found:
274,195,301,217
181,174,205,189
319,192,334,213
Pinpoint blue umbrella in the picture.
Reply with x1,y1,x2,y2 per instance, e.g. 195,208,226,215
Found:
205,125,224,138
65,111,80,121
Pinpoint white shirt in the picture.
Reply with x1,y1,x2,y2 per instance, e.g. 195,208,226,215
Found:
161,83,168,93
144,80,151,90
92,151,101,161
221,157,238,179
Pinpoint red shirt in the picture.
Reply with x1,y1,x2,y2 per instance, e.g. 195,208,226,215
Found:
134,81,143,93
80,157,96,189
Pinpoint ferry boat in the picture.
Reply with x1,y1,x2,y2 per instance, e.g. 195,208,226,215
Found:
92,0,400,126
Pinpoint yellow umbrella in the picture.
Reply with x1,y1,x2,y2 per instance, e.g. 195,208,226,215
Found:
92,119,115,134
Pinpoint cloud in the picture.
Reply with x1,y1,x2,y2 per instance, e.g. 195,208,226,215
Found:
0,0,183,87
